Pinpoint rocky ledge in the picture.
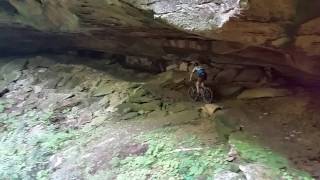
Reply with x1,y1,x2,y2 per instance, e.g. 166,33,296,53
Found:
1,0,320,85
0,55,316,179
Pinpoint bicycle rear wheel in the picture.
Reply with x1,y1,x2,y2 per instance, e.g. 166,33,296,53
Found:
202,87,213,103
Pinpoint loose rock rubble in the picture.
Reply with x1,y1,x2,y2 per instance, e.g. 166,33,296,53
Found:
0,55,314,179
163,60,288,98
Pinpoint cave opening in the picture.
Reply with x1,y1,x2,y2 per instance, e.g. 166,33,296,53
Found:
0,0,320,179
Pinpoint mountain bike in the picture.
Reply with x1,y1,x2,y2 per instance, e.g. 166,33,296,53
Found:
188,84,213,103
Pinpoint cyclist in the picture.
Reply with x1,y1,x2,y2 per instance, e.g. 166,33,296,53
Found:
189,62,207,94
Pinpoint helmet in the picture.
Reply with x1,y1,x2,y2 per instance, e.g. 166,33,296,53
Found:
191,61,199,66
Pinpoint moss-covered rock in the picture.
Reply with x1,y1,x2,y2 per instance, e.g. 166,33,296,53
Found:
229,132,313,179
0,59,27,83
213,110,241,141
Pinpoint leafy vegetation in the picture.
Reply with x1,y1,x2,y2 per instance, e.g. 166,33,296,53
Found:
0,98,314,180
0,109,77,180
229,132,313,180
94,127,232,180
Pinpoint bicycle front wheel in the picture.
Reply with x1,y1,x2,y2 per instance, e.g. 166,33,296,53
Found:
188,86,199,101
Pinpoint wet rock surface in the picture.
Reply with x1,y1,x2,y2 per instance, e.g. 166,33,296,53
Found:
239,164,277,180
214,171,246,180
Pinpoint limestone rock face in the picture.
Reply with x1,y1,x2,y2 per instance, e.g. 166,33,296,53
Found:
1,0,320,85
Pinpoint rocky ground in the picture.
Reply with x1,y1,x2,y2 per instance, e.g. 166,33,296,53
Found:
0,55,318,180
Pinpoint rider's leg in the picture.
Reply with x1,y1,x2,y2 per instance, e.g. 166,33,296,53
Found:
199,81,205,94
200,73,207,90
196,78,200,94
197,78,205,94
201,81,205,88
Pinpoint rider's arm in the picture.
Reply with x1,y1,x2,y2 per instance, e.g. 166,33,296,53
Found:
189,67,196,81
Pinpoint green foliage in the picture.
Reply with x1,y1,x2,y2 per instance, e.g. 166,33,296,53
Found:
36,170,50,180
37,131,76,151
0,99,314,180
0,110,76,179
229,133,314,180
100,127,230,180
92,128,314,180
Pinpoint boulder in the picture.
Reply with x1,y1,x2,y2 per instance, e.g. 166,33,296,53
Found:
38,70,56,81
124,56,162,72
147,110,168,118
206,68,221,80
77,111,93,126
91,116,108,126
217,86,244,97
179,62,189,72
108,92,125,109
234,69,264,82
237,88,292,99
148,71,174,86
116,101,160,114
57,73,73,87
44,77,63,89
49,154,64,170
54,98,81,111
0,81,8,97
121,112,139,120
120,143,149,157
214,171,246,180
92,83,115,97
214,110,242,140
116,103,138,114
129,96,154,104
139,101,161,112
33,85,43,94
168,102,192,113
98,96,110,108
165,110,200,125
128,88,152,103
202,104,222,116
166,64,178,71
271,37,290,47
3,71,22,83
64,76,83,89
173,77,185,84
1,59,27,82
227,145,239,162
239,164,278,180
214,69,239,84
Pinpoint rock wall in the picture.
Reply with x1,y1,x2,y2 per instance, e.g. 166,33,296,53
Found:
1,0,320,85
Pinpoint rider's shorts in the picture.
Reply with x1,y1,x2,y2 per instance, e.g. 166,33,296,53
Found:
197,72,207,82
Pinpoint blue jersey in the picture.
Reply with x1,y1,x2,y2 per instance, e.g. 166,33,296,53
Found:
195,67,205,77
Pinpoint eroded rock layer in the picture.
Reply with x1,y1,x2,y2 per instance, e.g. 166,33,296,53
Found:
1,0,320,85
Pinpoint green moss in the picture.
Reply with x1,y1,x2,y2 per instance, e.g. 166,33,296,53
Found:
214,114,240,141
0,110,77,179
96,127,231,179
229,132,313,180
0,105,4,114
